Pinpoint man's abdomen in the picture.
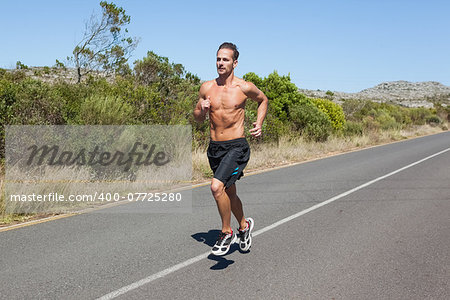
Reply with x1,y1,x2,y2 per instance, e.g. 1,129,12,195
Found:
209,110,245,141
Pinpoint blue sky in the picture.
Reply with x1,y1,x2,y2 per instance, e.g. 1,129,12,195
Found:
1,0,449,92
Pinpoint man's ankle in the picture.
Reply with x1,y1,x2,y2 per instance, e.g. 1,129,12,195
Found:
239,220,248,231
222,227,233,234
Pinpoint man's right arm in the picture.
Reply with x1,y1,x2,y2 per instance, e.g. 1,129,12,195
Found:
194,82,210,123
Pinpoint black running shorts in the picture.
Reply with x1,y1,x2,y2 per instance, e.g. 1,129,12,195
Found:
207,138,250,188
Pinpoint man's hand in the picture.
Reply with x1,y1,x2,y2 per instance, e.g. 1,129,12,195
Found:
249,122,262,137
241,81,268,138
201,96,211,115
194,82,213,123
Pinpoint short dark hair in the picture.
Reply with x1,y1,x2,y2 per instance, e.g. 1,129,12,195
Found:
218,42,239,61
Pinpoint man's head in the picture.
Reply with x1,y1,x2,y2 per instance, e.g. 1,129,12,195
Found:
217,42,239,61
216,42,239,76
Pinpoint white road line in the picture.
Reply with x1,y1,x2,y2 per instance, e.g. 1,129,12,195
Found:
97,147,450,300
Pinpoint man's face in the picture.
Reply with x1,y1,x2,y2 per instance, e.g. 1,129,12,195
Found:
216,48,237,75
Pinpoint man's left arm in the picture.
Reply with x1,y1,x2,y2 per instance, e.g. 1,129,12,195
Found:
243,82,268,137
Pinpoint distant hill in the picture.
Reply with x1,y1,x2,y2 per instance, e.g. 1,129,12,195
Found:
299,81,450,108
5,66,111,84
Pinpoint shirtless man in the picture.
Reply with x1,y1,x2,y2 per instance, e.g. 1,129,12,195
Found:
194,42,268,256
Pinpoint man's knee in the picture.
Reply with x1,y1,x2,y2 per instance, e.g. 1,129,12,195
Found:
210,179,225,198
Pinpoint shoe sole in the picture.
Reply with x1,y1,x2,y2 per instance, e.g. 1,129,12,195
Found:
239,217,254,252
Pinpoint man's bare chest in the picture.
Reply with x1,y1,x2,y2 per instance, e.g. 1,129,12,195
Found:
208,86,247,110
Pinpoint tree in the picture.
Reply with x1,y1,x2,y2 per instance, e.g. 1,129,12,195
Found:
70,1,138,83
244,71,305,121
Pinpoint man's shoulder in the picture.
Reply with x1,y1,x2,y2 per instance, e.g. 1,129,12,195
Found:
233,78,256,94
201,80,216,89
199,80,215,95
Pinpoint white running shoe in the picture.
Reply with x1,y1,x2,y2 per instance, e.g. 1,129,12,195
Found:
211,231,236,256
238,217,254,252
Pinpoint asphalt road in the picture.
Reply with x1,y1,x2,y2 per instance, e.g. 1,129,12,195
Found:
1,132,449,299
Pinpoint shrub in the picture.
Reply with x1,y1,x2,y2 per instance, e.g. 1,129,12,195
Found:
242,72,263,89
434,103,449,123
342,99,441,130
290,99,332,142
78,95,135,125
310,98,346,131
33,69,43,76
343,121,363,136
132,52,201,126
362,116,380,132
0,78,66,160
342,99,367,121
52,81,91,124
8,78,65,125
425,115,442,125
16,61,29,70
408,107,433,125
375,111,401,130
0,79,18,158
244,71,306,122
244,101,289,144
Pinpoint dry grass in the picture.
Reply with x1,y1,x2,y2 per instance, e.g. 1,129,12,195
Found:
0,153,191,225
0,164,4,222
192,124,446,180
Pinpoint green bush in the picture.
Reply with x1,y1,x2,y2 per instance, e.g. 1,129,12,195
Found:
0,79,18,158
362,116,380,132
290,99,332,142
244,100,289,144
342,99,441,130
8,78,65,125
52,81,91,124
310,97,346,131
343,121,363,136
0,78,67,159
342,99,366,121
131,52,201,126
33,69,43,76
77,95,135,125
425,115,442,125
244,71,306,122
16,61,29,70
375,110,401,130
408,107,434,125
434,103,449,123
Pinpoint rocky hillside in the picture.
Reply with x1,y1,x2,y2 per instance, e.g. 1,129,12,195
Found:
6,66,111,84
299,81,450,108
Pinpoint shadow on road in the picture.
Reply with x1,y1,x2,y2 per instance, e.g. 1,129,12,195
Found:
191,229,221,247
191,229,240,270
207,254,235,270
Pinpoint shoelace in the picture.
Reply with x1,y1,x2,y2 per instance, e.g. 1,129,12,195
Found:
216,232,230,243
238,221,249,236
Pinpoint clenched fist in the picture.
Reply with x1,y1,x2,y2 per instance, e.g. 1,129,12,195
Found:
201,96,211,115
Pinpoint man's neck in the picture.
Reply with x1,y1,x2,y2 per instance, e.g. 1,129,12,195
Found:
216,72,234,86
